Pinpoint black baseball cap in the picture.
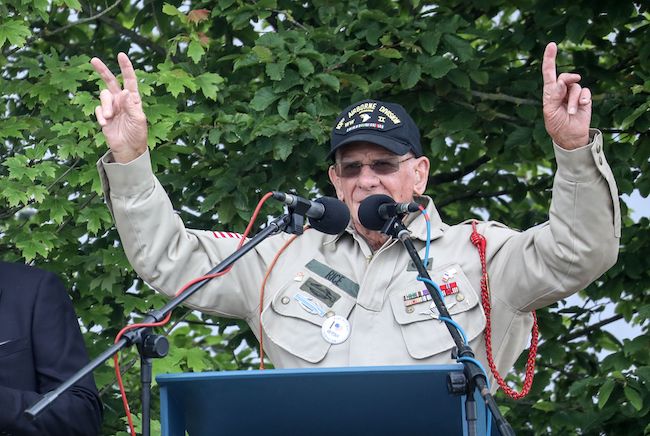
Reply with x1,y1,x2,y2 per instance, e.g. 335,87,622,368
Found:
329,99,423,159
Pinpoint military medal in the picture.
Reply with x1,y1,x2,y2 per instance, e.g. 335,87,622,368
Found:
440,281,459,296
403,289,432,307
294,293,326,317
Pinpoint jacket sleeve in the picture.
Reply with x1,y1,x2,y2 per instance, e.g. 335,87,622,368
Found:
0,272,102,436
487,129,620,312
96,150,268,320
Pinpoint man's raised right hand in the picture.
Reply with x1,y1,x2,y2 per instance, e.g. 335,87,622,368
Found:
91,53,148,164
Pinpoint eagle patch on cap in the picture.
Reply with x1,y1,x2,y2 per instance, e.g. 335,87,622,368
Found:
334,102,403,133
329,99,423,159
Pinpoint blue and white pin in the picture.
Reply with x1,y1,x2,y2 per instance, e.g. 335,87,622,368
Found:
321,315,351,344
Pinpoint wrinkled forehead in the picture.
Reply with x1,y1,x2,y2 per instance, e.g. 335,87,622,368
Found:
335,141,400,161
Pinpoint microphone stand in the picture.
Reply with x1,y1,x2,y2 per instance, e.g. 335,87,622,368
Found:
25,210,305,435
380,216,515,436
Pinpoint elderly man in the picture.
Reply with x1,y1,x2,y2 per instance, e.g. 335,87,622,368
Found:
91,42,619,390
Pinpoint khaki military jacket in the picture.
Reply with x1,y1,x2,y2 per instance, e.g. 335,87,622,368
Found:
97,130,619,389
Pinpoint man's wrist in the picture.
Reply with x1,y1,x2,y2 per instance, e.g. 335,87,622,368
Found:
555,134,591,150
554,129,603,182
112,148,146,164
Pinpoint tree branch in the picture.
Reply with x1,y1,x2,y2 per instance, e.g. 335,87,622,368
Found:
46,0,123,37
561,314,625,342
269,10,308,31
97,16,168,58
429,154,491,185
436,188,509,208
45,158,81,192
182,319,220,328
56,192,98,233
0,159,81,220
4,0,122,57
455,100,520,122
435,173,553,209
471,90,539,106
536,362,580,381
98,357,137,398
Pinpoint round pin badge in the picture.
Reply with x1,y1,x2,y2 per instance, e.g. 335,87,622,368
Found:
321,315,351,345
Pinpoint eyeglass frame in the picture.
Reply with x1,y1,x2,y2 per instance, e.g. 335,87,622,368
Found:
332,155,415,178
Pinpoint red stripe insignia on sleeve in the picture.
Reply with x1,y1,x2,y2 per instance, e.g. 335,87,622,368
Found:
212,231,243,239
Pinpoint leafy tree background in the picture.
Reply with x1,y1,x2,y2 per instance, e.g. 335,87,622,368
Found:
1,0,648,434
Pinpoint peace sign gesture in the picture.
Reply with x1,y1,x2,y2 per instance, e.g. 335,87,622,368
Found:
541,42,592,150
91,53,148,163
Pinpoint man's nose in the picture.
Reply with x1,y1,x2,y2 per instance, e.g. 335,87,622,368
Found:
356,164,380,187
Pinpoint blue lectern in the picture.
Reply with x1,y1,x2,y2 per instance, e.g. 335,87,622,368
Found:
157,365,494,435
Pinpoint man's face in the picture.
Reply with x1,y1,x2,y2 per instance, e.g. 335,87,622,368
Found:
328,141,430,231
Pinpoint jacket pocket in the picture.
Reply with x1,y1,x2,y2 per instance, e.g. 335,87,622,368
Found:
388,263,486,359
0,337,29,358
262,271,356,363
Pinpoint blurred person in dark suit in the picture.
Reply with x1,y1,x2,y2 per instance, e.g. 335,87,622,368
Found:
0,261,102,435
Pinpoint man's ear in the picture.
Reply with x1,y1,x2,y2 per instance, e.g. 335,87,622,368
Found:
413,156,430,195
328,165,344,201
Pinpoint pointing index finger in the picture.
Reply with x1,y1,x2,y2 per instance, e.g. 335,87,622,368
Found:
542,42,558,86
117,52,139,94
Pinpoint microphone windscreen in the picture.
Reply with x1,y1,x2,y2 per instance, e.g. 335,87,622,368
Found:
309,196,350,235
358,194,394,231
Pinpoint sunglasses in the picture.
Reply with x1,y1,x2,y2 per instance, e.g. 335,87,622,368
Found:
334,156,414,178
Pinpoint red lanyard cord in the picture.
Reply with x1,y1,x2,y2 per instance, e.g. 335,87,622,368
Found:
113,192,274,435
470,220,539,399
256,230,306,369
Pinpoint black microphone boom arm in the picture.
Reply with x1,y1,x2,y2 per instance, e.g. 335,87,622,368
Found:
381,216,515,436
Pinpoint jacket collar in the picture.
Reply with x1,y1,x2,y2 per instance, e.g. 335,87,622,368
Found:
404,195,447,242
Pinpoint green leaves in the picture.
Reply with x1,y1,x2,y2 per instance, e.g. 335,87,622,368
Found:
1,1,648,434
624,386,643,411
0,19,31,48
442,34,474,62
250,87,278,111
156,65,197,97
195,73,225,100
376,48,402,59
400,62,421,89
162,3,189,24
315,73,340,92
598,379,616,409
425,56,456,79
419,31,442,55
187,40,205,63
13,227,57,261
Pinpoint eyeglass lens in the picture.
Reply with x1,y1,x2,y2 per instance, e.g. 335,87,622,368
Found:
336,157,413,178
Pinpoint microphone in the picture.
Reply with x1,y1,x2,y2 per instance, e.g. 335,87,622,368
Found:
272,192,350,235
358,194,420,231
